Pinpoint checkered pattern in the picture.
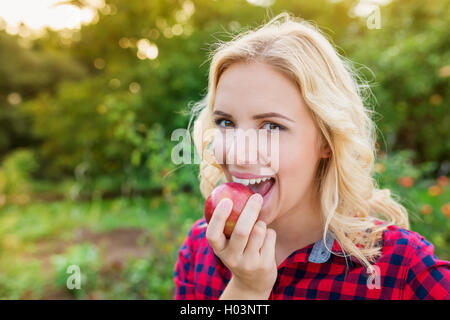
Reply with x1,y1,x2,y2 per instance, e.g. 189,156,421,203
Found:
174,218,450,300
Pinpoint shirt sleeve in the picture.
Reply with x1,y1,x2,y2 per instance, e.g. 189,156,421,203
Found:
403,235,450,300
173,223,198,300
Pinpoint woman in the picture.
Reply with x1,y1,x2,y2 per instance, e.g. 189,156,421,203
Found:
174,12,450,300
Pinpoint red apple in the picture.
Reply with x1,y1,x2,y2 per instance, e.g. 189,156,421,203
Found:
204,182,255,238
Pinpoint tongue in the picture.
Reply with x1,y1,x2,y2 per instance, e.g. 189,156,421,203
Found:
248,178,274,196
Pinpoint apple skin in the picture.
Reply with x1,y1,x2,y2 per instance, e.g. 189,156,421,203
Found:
204,182,255,238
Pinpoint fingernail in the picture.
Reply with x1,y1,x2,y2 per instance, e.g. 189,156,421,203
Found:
221,198,233,209
252,193,263,205
256,220,266,228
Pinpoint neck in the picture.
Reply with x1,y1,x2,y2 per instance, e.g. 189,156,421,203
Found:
268,193,324,251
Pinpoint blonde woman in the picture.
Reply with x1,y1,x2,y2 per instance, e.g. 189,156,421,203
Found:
174,12,450,300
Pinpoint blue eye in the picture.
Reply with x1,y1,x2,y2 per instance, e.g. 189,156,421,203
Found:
214,118,286,131
263,122,285,131
215,118,234,128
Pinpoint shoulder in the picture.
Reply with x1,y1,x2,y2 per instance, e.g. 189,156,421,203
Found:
381,224,450,299
381,224,429,253
381,224,445,261
183,217,208,247
174,218,209,279
174,217,209,299
380,224,447,267
177,217,209,260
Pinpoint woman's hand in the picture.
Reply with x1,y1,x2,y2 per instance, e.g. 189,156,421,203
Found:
205,193,278,298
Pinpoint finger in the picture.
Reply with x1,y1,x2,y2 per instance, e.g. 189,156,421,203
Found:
205,198,233,252
243,220,267,257
260,228,277,260
228,193,263,254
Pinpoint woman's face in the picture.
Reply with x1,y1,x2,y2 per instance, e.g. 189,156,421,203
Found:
212,61,330,224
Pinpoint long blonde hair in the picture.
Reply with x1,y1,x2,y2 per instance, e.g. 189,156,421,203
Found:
189,12,409,272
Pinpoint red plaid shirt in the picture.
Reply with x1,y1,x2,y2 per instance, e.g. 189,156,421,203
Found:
174,218,450,300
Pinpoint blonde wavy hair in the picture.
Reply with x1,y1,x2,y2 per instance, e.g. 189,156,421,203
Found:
188,12,409,272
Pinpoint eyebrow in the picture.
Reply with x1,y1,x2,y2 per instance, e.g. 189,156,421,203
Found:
213,110,295,122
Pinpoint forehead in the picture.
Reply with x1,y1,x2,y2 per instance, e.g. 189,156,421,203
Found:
213,61,306,118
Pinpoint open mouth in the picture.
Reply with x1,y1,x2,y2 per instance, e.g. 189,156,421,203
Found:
231,176,276,198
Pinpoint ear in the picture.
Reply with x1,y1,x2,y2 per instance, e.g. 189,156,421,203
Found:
316,129,332,159
320,143,332,159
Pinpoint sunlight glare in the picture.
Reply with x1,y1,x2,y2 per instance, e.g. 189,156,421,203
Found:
0,0,99,36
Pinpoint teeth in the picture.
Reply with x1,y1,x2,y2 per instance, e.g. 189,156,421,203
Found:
231,176,273,185
231,177,249,185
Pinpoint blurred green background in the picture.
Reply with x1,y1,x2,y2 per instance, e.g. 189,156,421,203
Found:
0,0,448,299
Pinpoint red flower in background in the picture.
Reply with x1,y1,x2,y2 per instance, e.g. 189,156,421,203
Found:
441,203,450,218
437,176,449,187
397,176,414,188
420,204,433,215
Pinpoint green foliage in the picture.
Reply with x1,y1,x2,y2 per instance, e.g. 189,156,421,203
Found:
0,0,449,300
51,243,101,299
109,249,177,299
0,31,86,156
0,193,200,299
1,0,448,179
374,150,449,259
344,0,450,163
0,148,37,196
0,259,46,299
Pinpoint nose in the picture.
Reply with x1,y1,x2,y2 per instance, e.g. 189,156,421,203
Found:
216,127,277,167
228,128,258,165
230,128,279,174
212,127,280,175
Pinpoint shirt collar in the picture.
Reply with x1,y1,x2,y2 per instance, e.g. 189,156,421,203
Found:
308,230,337,263
277,230,345,269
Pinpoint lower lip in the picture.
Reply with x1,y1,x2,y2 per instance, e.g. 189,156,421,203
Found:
261,179,275,207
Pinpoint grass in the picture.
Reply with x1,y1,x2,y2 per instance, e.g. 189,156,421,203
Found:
0,194,202,299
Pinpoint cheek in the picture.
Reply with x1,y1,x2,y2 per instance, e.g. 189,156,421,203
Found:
211,130,227,164
277,135,319,195
284,146,317,172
